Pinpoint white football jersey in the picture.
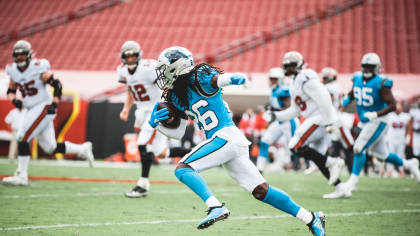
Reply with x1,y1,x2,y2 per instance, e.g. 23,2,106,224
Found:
324,81,342,110
117,59,161,110
387,112,410,142
289,69,331,120
6,59,52,109
410,107,420,131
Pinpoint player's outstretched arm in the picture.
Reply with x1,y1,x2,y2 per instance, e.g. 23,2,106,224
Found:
211,73,247,88
120,90,134,122
270,102,299,122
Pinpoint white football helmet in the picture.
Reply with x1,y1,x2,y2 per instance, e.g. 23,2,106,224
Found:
121,41,142,70
282,51,304,76
361,52,381,78
156,46,194,90
12,40,32,68
268,67,285,87
320,67,338,84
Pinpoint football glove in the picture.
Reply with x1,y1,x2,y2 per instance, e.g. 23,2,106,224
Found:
148,103,169,128
230,73,247,85
47,102,57,115
11,99,23,109
364,111,378,121
263,110,276,123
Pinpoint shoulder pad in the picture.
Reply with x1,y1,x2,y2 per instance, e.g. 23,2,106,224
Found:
301,69,318,79
38,59,51,71
382,78,393,88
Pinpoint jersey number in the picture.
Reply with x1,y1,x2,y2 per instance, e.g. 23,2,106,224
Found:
295,96,307,111
353,87,373,106
17,80,37,97
129,84,150,102
188,100,219,131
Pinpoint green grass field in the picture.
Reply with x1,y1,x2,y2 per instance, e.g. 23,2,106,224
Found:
1,159,420,236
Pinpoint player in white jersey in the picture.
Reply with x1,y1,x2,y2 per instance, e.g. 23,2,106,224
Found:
118,41,190,198
386,102,410,177
2,40,94,186
409,101,420,158
267,52,345,197
320,68,355,179
256,68,299,173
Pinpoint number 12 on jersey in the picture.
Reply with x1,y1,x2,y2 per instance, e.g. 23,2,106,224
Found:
129,84,150,102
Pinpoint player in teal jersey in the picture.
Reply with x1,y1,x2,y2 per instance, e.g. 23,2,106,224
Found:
341,53,420,196
146,46,326,235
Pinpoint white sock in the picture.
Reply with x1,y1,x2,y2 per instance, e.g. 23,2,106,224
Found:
347,174,359,188
65,142,84,155
296,208,313,224
17,155,30,178
205,196,222,208
137,177,150,190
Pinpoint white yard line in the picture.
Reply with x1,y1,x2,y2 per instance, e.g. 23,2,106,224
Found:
0,188,242,199
1,209,419,231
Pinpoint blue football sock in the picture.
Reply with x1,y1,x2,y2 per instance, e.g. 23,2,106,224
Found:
175,168,213,202
259,141,269,160
352,152,366,176
263,186,301,216
385,152,403,166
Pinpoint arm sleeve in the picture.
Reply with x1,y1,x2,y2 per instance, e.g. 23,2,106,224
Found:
303,79,338,125
274,103,299,121
156,119,188,140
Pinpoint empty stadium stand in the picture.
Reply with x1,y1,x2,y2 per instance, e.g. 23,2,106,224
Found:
0,0,419,73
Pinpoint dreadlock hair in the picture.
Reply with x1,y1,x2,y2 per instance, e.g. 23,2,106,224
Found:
164,63,224,110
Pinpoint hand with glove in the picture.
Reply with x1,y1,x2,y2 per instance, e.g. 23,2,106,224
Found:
363,111,378,121
148,103,170,128
47,102,57,115
263,110,276,123
12,99,23,110
230,73,247,85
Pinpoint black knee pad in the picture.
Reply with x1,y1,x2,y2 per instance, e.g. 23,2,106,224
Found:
54,142,66,154
139,145,153,162
18,142,30,156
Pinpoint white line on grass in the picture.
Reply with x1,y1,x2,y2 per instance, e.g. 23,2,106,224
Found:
1,209,419,231
1,189,242,199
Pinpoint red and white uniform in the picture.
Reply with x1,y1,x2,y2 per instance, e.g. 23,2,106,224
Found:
325,81,354,149
117,59,167,155
387,112,410,158
6,59,59,153
410,108,420,156
275,69,338,154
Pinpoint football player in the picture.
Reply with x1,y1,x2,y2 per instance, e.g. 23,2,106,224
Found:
409,99,420,160
148,46,326,235
386,102,410,177
341,53,420,195
2,40,94,186
257,68,299,173
118,41,190,198
267,52,346,197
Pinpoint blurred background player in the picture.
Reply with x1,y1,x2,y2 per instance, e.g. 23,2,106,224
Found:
386,101,410,177
2,40,94,186
118,41,190,198
409,99,420,161
257,67,298,173
268,51,346,197
150,46,325,235
341,53,420,197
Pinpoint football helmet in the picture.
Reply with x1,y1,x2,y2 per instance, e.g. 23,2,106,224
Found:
361,52,381,78
282,51,304,76
156,46,194,90
12,40,32,68
268,67,285,86
320,67,338,84
121,41,142,70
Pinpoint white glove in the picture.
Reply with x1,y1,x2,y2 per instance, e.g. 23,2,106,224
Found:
364,112,378,121
263,111,275,123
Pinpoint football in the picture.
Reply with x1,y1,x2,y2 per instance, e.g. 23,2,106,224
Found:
157,102,182,129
